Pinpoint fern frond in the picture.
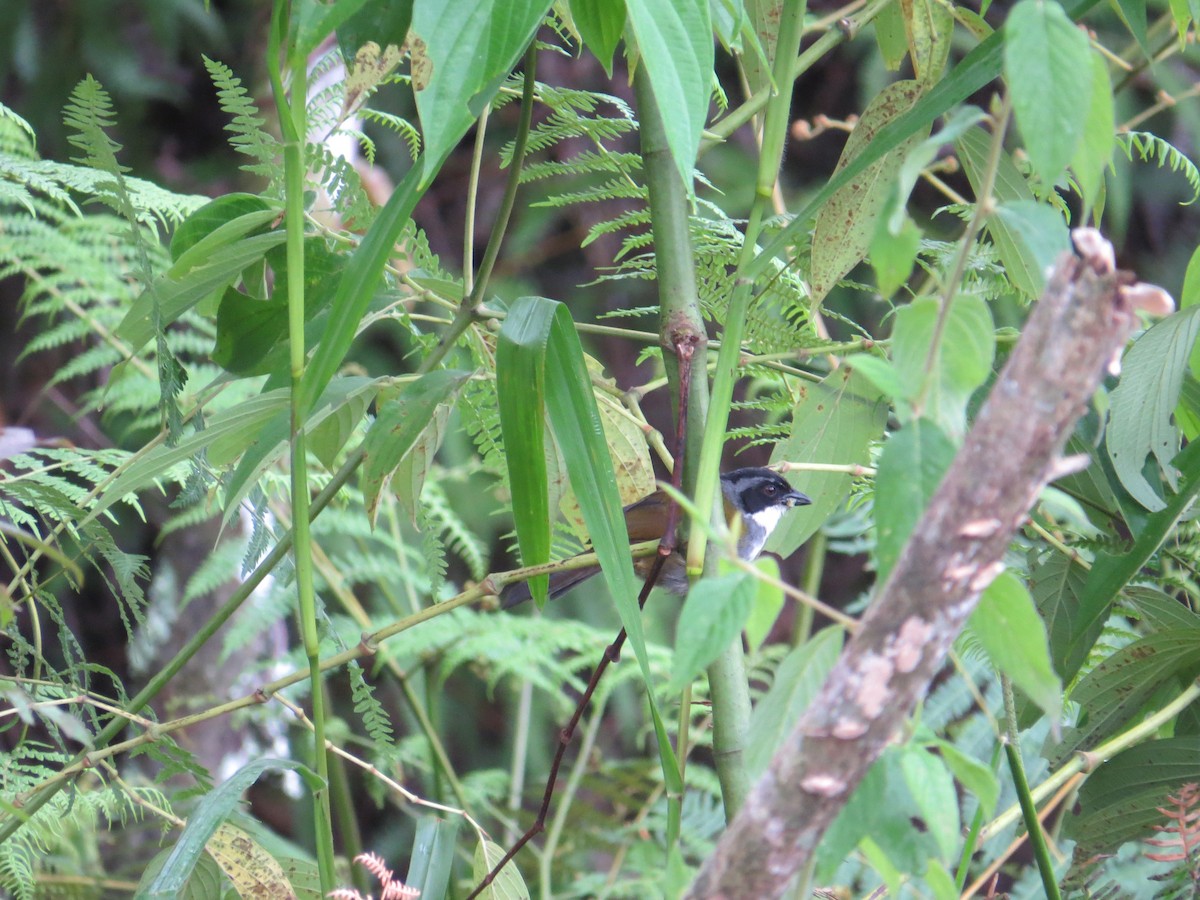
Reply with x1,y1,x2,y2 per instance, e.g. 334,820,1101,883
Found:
203,55,282,185
1118,131,1200,205
349,661,395,747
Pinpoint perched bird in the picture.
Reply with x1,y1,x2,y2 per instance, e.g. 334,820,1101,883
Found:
501,467,811,607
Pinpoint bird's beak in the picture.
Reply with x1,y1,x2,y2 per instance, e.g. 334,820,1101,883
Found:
785,490,812,508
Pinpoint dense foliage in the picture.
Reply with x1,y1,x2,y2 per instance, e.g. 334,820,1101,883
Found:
3,0,1200,897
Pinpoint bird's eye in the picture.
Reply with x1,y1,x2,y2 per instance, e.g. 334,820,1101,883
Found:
763,484,777,495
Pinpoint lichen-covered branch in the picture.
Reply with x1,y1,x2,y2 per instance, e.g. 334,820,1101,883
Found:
686,230,1153,897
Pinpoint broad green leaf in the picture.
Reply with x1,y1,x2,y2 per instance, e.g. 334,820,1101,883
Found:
212,289,289,376
570,0,626,76
1030,549,1089,678
473,839,530,899
1167,0,1199,48
1070,52,1115,214
901,0,954,86
626,0,713,189
874,0,910,70
411,0,552,185
84,388,290,525
956,126,1044,297
222,377,383,521
810,80,927,306
137,849,224,900
899,744,959,859
888,105,988,235
768,365,887,557
890,294,995,436
925,861,958,900
117,231,287,353
934,739,999,816
871,212,922,297
142,758,322,899
537,297,682,790
874,417,956,580
749,0,1105,284
290,0,372,59
969,571,1062,718
168,193,276,264
337,0,414,60
1127,585,1200,632
1064,737,1200,858
1066,438,1200,681
205,824,295,899
670,572,756,691
362,371,470,526
992,200,1072,290
745,626,843,778
497,299,554,604
406,816,461,900
1114,0,1149,56
743,556,785,655
1004,0,1092,183
1183,243,1200,371
1050,628,1200,766
819,750,940,882
1107,306,1200,510
497,299,679,797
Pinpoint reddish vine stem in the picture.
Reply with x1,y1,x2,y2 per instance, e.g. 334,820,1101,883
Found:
467,337,697,897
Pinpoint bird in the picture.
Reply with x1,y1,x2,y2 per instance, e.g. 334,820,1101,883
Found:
500,467,812,607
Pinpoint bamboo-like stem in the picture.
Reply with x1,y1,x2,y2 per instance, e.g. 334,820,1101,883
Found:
1002,677,1063,900
268,4,336,885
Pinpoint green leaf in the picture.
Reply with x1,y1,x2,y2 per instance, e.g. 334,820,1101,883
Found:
117,230,288,354
889,294,995,436
902,0,954,86
290,0,372,59
473,839,531,899
1070,52,1115,214
810,80,927,306
1030,549,1089,678
411,0,552,185
768,366,887,557
141,758,322,899
871,212,922,298
670,572,756,691
362,371,470,526
749,0,1105,284
168,193,276,264
570,0,626,76
874,417,956,580
745,627,844,779
337,0,414,59
626,0,713,189
1064,737,1200,857
297,161,425,416
874,0,910,70
496,298,554,604
1050,629,1200,766
1004,0,1093,183
1106,305,1200,511
743,557,784,655
992,200,1072,291
934,739,999,816
1114,0,1149,56
969,571,1062,718
956,126,1044,297
898,744,959,859
1066,438,1200,680
406,816,461,899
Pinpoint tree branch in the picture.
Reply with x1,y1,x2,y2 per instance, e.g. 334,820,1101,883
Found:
686,229,1151,897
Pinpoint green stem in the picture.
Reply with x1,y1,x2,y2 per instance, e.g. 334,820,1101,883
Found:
270,12,336,886
633,64,704,849
1002,676,1062,900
